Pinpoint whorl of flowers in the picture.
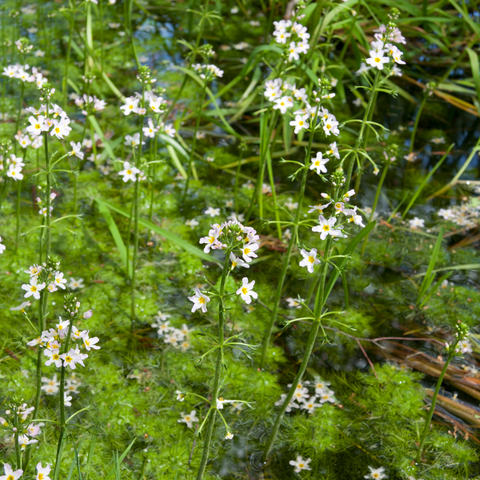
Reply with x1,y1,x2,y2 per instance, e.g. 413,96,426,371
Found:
74,94,107,116
362,14,407,75
26,292,100,370
0,401,40,454
191,63,224,80
2,64,47,86
273,19,310,61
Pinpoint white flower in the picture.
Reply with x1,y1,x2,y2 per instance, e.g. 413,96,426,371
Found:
326,142,340,159
236,277,258,304
68,141,84,159
119,162,140,182
343,189,356,202
54,272,67,289
26,115,49,136
289,115,309,134
409,217,424,229
50,117,71,139
7,164,23,181
273,96,294,114
308,203,330,213
176,390,185,402
61,348,88,370
124,133,143,148
299,248,320,273
289,456,311,473
287,41,300,61
143,118,159,138
230,252,250,269
22,277,46,299
365,466,388,479
68,277,84,290
318,387,336,403
205,207,220,217
188,287,210,313
225,432,234,440
164,124,176,137
199,224,222,253
81,331,101,351
35,463,51,480
0,464,23,480
64,393,72,407
178,410,198,428
323,114,340,136
310,152,329,174
301,397,321,414
312,215,342,240
240,242,259,263
343,207,365,227
186,219,199,229
366,49,389,70
120,96,140,115
44,349,62,367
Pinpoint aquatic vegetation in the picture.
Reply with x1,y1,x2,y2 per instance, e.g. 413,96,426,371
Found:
1,0,480,479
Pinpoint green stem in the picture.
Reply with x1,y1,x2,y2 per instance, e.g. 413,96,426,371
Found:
263,238,333,460
54,314,76,480
196,253,231,480
15,179,21,252
63,1,76,108
259,104,320,370
183,83,207,200
360,163,388,255
344,70,381,192
416,346,456,462
409,95,427,154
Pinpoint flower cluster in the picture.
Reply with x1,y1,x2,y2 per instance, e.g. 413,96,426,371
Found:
0,402,40,453
274,378,337,414
0,153,25,181
189,219,261,312
25,100,72,141
191,63,224,80
438,201,480,230
2,64,47,86
152,311,192,351
74,94,107,116
445,322,470,355
273,19,310,61
15,129,44,149
26,296,99,371
41,373,82,395
364,22,406,74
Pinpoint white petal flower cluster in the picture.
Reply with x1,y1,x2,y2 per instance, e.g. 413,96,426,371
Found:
364,24,406,72
438,202,480,230
275,378,337,414
2,64,47,86
289,455,312,473
0,154,25,181
21,262,70,298
74,94,107,116
27,312,100,370
15,130,44,149
273,19,310,61
152,311,193,351
192,63,224,80
25,103,72,140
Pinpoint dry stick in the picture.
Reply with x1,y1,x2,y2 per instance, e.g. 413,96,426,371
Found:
356,338,378,380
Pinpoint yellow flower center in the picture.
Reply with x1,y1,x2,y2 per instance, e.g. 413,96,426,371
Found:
299,121,304,126
308,256,315,263
55,127,60,133
35,124,41,129
375,57,380,63
323,225,330,231
241,287,248,295
65,356,72,363
198,297,205,304
127,169,132,175
31,286,37,292
53,354,59,360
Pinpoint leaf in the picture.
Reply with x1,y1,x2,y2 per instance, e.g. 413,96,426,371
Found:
402,144,454,219
96,199,132,278
165,145,187,178
466,47,480,103
88,116,116,161
324,221,376,300
104,439,136,480
96,199,220,265
417,226,444,303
